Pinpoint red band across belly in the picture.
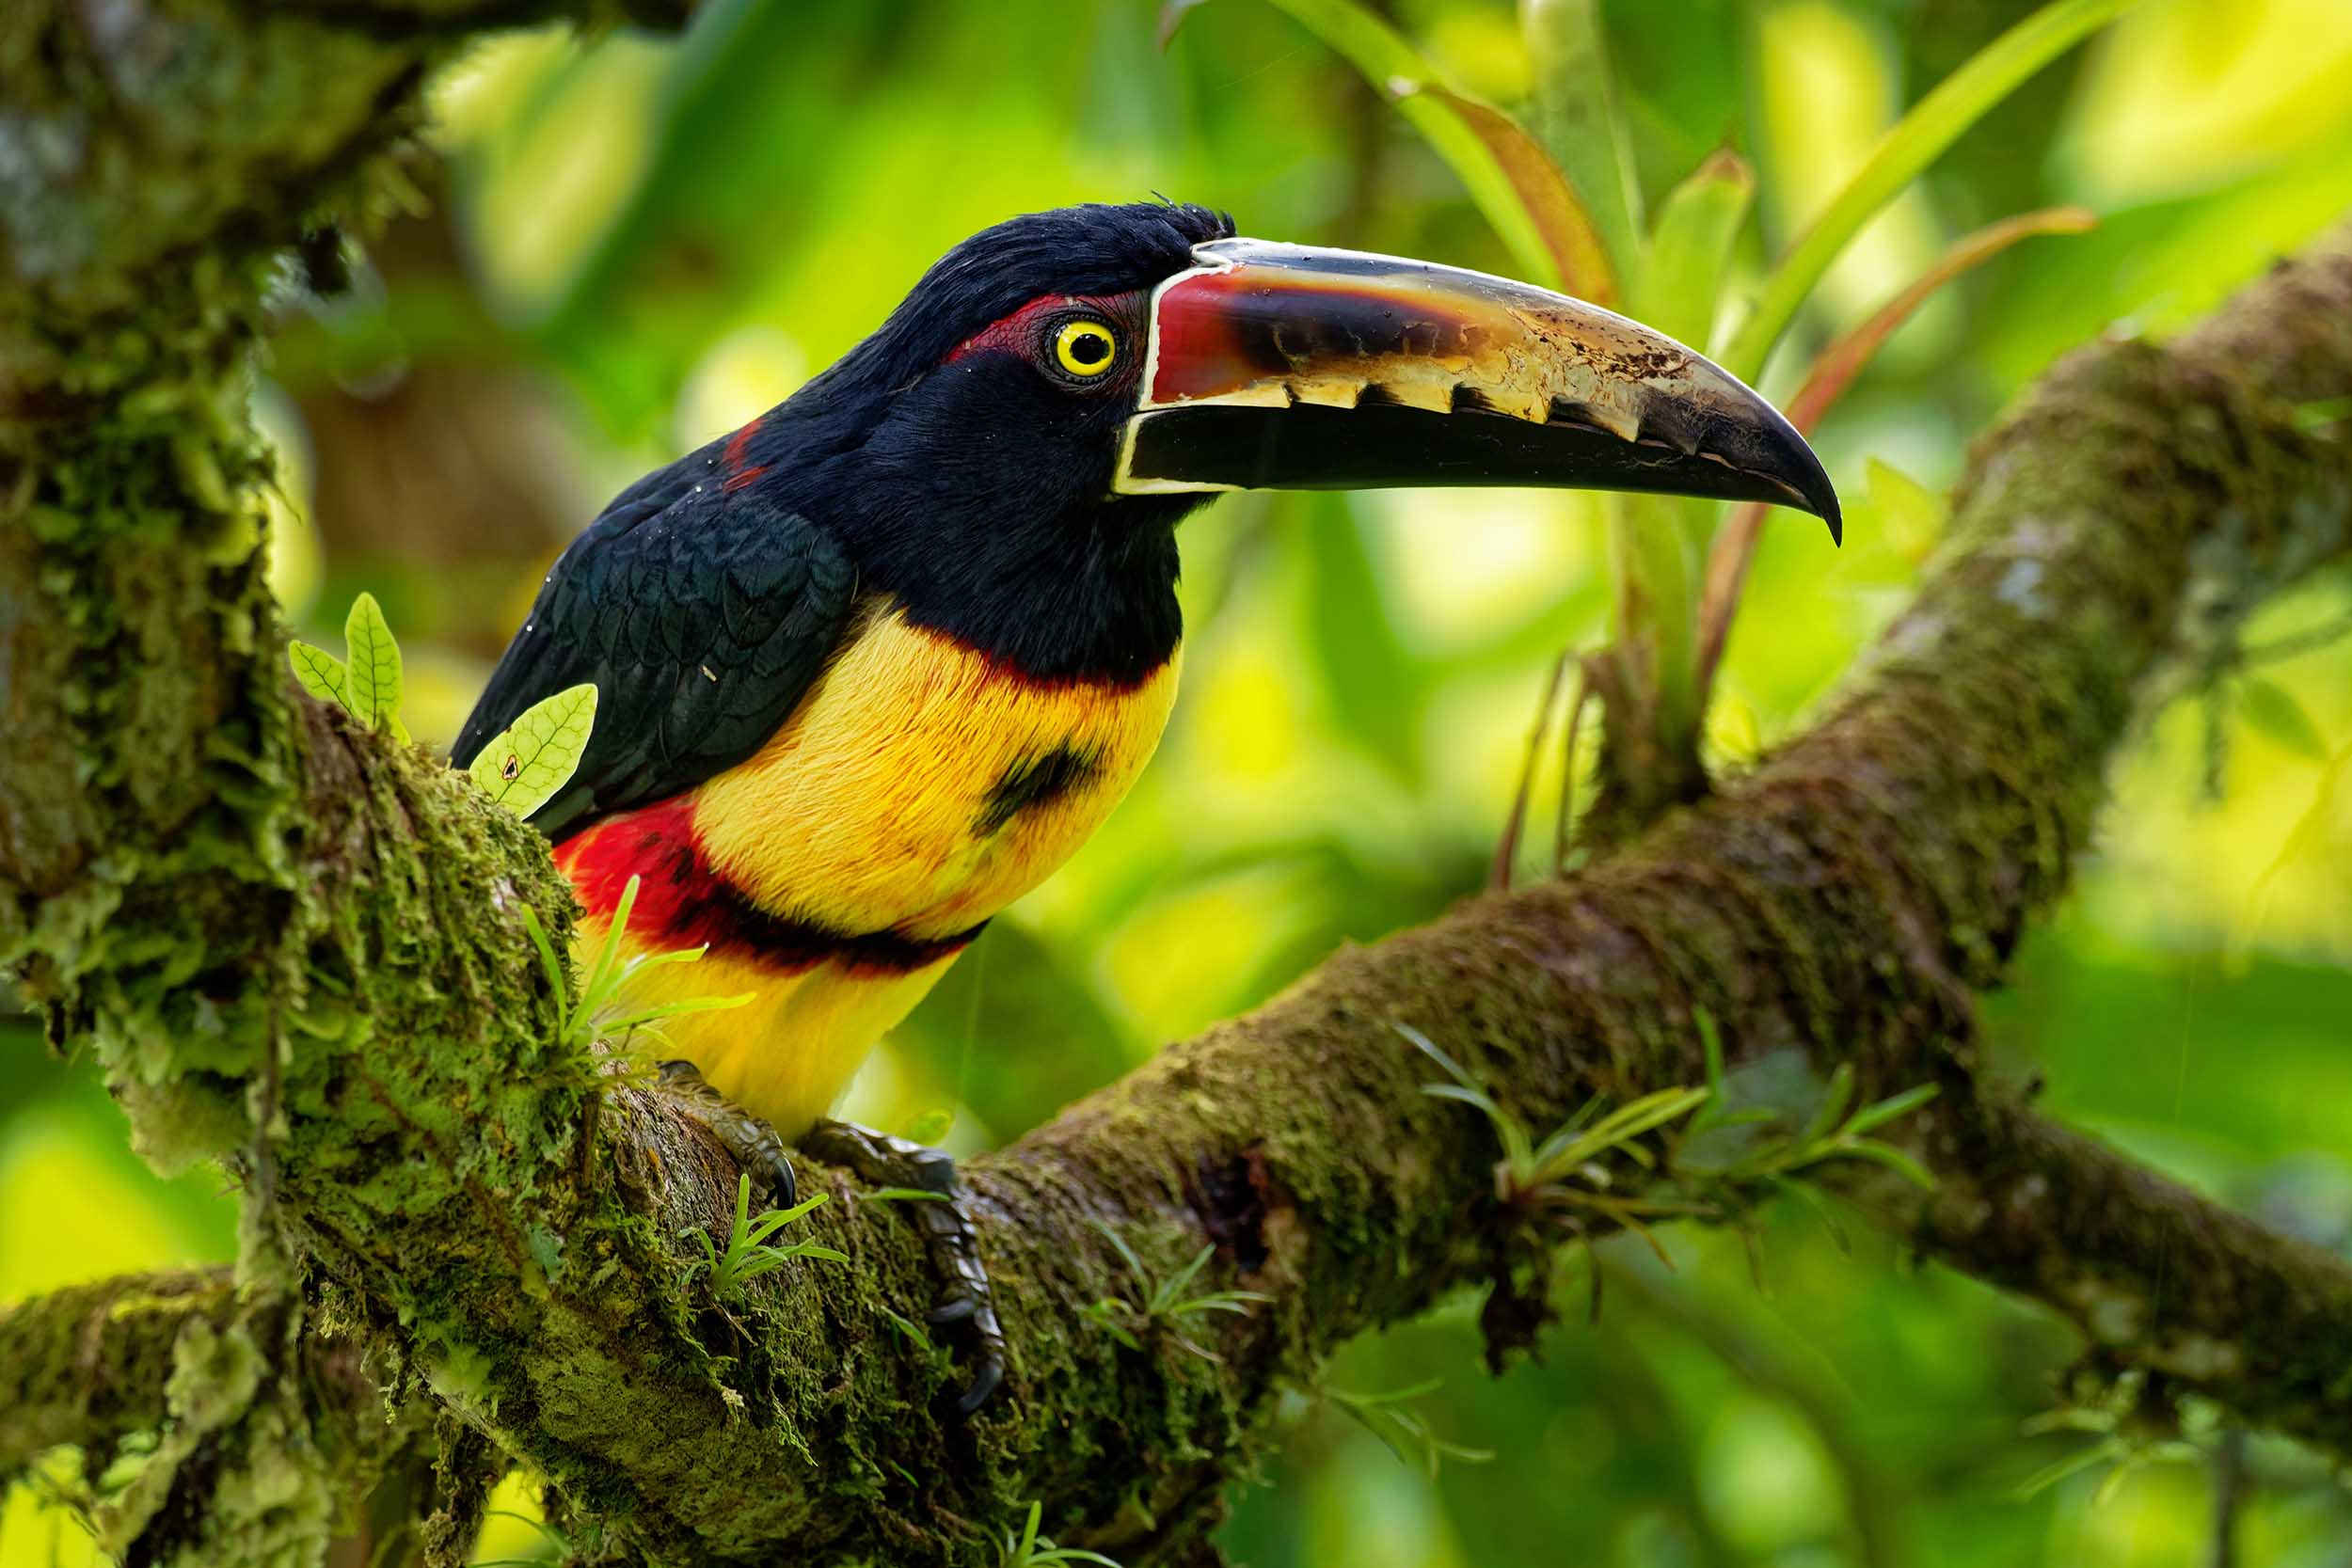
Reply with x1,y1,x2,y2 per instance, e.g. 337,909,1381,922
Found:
556,798,985,975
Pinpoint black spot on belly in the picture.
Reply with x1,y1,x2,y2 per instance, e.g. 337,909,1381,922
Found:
977,744,1104,836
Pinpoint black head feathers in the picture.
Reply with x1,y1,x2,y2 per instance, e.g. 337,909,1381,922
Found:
802,201,1234,407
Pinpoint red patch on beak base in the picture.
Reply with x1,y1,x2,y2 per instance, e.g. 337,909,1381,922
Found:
1147,268,1286,404
1145,265,1490,407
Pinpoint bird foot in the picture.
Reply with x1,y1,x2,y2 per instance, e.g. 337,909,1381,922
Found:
800,1118,1006,1417
656,1059,801,1209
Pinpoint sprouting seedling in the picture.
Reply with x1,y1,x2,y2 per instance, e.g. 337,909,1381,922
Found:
2012,1376,2209,1505
287,591,411,741
1080,1220,1270,1361
681,1173,847,1303
1399,1021,1710,1250
1325,1379,1495,1480
518,873,752,1059
996,1501,1122,1568
1672,1007,1940,1195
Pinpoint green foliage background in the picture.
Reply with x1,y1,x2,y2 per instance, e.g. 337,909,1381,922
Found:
8,0,2352,1562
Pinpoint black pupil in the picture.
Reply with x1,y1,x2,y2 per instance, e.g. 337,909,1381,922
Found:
1070,329,1110,366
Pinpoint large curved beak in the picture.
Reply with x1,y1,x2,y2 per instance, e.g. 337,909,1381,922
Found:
1114,238,1841,543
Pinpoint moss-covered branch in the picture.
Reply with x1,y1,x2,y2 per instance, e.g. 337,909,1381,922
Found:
0,1271,238,1478
7,2,2352,1563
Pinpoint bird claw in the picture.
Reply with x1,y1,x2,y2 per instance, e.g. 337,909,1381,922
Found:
656,1059,800,1209
800,1117,1008,1418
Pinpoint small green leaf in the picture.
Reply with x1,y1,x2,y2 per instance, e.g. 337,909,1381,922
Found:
342,591,403,733
2293,395,2352,433
1830,1137,1940,1190
2239,677,2329,762
468,683,600,819
1841,1082,1941,1137
287,641,350,711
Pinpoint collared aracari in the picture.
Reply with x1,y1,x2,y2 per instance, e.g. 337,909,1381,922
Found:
456,201,1838,1411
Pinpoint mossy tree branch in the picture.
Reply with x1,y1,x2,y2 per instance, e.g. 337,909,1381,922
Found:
0,1271,239,1480
6,5,2352,1565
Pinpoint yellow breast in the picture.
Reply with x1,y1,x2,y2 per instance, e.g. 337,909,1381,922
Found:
565,603,1180,1134
692,603,1182,941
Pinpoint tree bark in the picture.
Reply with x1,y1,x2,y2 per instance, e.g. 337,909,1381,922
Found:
5,5,2352,1566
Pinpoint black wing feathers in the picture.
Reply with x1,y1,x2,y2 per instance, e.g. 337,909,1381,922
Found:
454,458,855,843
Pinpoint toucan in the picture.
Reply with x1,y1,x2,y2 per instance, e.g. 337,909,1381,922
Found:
455,200,1838,1411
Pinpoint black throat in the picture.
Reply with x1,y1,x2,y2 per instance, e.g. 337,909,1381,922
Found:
830,493,1195,686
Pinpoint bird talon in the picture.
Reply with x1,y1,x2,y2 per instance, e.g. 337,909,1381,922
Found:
952,1358,1005,1418
801,1118,1008,1416
654,1059,799,1209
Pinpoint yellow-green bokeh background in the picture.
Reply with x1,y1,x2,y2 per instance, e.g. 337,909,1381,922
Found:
8,0,2352,1561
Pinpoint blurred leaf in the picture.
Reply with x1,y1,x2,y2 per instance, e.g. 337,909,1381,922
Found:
1699,208,2087,693
894,922,1134,1135
2065,0,2352,202
528,3,912,436
343,591,404,735
901,1108,954,1147
1300,495,1422,783
1168,0,1568,288
1783,206,2097,433
467,683,599,818
1521,0,1645,284
1635,150,1754,349
1415,85,1613,301
1724,0,2137,380
1977,137,2352,389
1865,457,1947,563
2238,676,2329,762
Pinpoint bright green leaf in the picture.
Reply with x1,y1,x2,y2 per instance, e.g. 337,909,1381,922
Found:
342,591,403,734
468,683,600,820
287,641,350,711
2239,676,2329,762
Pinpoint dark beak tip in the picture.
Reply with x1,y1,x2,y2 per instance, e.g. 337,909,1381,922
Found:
1774,432,1842,546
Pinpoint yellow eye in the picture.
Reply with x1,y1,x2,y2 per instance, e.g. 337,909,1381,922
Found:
1053,319,1118,378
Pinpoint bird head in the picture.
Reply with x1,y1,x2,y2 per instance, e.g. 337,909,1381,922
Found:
748,201,1837,678
800,200,1837,537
